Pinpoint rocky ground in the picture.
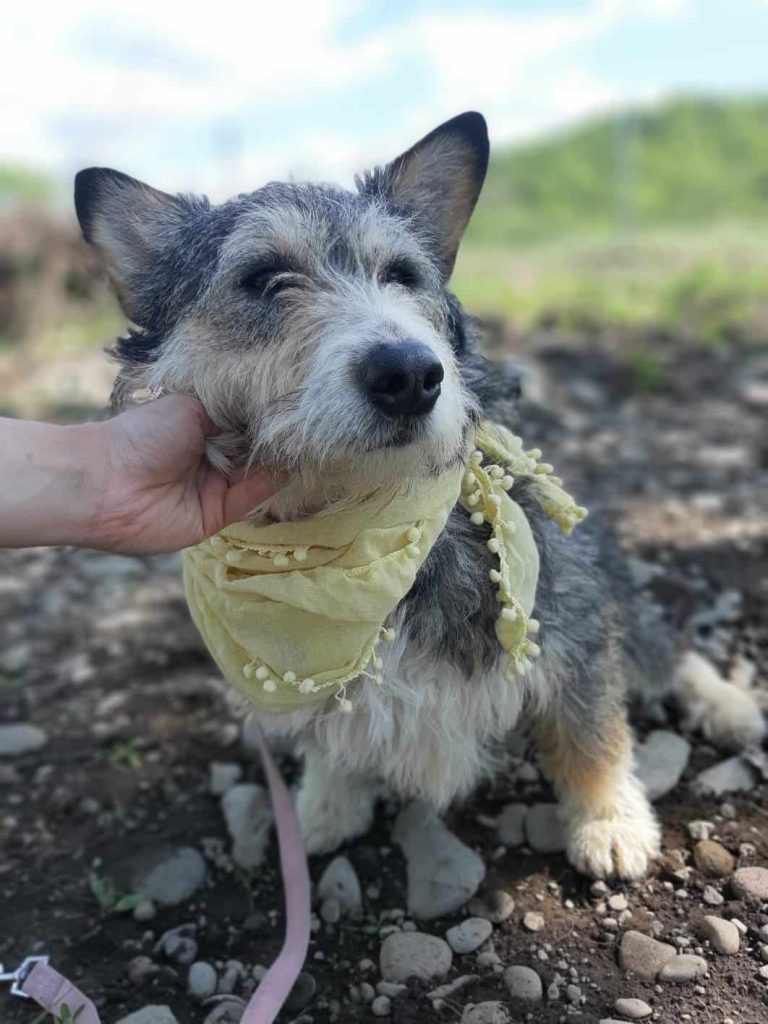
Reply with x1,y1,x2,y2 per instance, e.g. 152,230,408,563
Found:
1,335,767,1024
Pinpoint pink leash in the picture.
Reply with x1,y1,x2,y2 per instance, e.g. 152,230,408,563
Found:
3,719,311,1024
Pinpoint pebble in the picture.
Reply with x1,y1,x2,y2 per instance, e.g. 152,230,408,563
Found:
759,965,768,981
523,911,545,932
126,957,160,988
701,916,740,954
687,820,715,841
209,762,242,796
634,731,690,801
496,803,526,847
380,932,453,983
614,998,652,1019
133,898,157,922
503,964,543,1002
376,982,407,998
393,801,484,919
462,1002,510,1023
320,897,341,924
188,962,217,1000
658,954,708,983
155,924,198,965
115,1009,179,1024
608,894,628,912
0,723,48,757
285,971,316,1012
202,999,245,1024
221,784,273,870
467,889,515,924
217,961,243,995
693,840,735,877
702,885,724,906
446,918,493,954
693,756,756,796
619,931,676,980
131,846,207,906
731,866,768,901
371,995,391,1017
525,803,566,853
317,856,363,918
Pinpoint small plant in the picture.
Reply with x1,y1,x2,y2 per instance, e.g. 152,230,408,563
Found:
31,1005,86,1024
108,737,143,769
88,869,141,916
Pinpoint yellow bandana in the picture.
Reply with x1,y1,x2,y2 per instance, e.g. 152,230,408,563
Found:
183,421,586,714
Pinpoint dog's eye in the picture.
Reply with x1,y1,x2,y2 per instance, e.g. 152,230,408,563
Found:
240,266,292,298
381,259,421,290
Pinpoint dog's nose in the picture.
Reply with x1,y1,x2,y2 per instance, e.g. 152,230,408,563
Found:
359,342,444,417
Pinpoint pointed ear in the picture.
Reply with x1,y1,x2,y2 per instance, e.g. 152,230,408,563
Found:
365,111,489,278
74,168,181,320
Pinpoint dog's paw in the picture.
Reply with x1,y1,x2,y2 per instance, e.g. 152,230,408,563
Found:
678,650,765,751
296,776,377,856
565,777,660,880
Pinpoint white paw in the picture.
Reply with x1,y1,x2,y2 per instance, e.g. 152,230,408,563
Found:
296,778,377,856
678,650,765,751
565,777,660,880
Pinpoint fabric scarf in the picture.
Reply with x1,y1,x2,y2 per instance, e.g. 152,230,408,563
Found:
183,421,586,714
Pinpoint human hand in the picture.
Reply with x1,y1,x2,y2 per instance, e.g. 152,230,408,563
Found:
87,395,278,554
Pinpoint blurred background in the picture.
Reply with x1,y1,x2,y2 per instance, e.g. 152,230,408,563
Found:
3,0,768,418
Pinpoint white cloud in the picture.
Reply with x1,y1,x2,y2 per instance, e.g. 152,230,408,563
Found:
0,0,694,197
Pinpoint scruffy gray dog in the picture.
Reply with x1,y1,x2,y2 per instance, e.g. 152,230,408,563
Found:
74,112,761,879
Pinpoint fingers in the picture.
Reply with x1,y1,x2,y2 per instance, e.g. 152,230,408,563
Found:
221,470,280,525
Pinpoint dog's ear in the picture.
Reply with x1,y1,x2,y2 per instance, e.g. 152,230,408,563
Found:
74,168,181,321
368,111,489,278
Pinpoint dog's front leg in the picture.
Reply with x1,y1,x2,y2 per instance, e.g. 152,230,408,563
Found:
296,746,381,856
533,688,660,880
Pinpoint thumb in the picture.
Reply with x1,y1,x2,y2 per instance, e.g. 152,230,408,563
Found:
221,470,281,525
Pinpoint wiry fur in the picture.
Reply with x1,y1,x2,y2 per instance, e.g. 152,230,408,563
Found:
75,112,760,881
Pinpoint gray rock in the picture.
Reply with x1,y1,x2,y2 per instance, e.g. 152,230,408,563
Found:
155,925,198,965
371,995,391,1017
132,846,207,906
221,784,272,870
496,803,526,847
462,1002,510,1024
701,916,740,954
731,866,768,901
693,756,756,796
523,911,545,932
188,962,217,1000
317,856,362,918
658,954,708,983
320,896,341,924
133,898,157,922
524,804,566,853
380,932,453,983
202,999,245,1024
217,961,243,995
393,801,485,920
634,731,690,801
0,723,47,757
446,918,493,954
115,1008,179,1024
614,998,652,1019
619,930,676,979
376,982,407,998
285,971,316,1012
467,889,515,924
503,964,543,1002
702,885,724,906
126,957,161,988
209,762,242,796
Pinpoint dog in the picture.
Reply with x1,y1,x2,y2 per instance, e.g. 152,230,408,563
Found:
73,111,762,880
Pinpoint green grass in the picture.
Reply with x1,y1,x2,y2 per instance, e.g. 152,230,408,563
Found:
453,222,768,343
468,95,768,246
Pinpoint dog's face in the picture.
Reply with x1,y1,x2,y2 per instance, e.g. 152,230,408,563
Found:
75,112,489,493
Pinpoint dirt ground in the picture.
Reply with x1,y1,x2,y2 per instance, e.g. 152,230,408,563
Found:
1,333,767,1024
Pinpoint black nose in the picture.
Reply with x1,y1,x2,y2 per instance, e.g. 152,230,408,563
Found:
359,342,444,417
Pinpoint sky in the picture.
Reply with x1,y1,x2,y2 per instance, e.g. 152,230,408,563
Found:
2,0,768,199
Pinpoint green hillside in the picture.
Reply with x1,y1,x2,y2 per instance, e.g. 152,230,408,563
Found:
468,96,768,245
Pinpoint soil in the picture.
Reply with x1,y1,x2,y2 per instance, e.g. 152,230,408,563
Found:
1,334,767,1024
